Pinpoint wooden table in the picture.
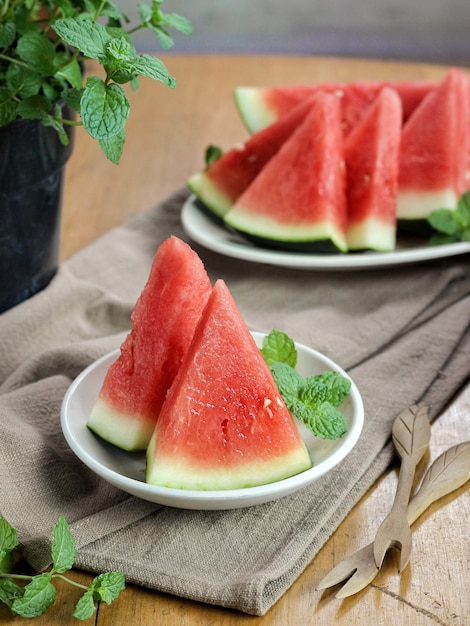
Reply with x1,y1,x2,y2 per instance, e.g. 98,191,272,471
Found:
6,55,469,625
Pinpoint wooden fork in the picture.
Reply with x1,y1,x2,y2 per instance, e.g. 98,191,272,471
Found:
317,441,470,598
372,404,431,572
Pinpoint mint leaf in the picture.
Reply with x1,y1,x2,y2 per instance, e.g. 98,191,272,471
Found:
42,108,71,147
0,518,19,556
138,1,192,48
131,54,175,87
304,371,351,408
81,76,129,139
159,12,193,35
428,209,459,236
62,87,84,113
271,362,303,409
11,573,56,618
73,571,125,620
16,94,52,120
73,572,125,620
205,145,223,166
261,329,297,368
99,127,126,164
72,587,96,620
16,33,56,76
262,330,350,440
271,363,349,439
90,571,126,604
0,21,16,48
299,374,349,438
0,578,24,608
296,401,348,440
51,517,76,574
0,517,17,577
0,552,13,576
427,191,470,244
54,57,84,90
6,64,42,98
104,37,137,85
0,87,17,126
52,18,112,59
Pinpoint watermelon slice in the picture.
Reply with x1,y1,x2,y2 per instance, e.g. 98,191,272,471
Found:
235,81,436,135
87,236,212,451
146,279,312,490
397,68,470,225
344,87,402,251
224,91,348,253
187,96,317,218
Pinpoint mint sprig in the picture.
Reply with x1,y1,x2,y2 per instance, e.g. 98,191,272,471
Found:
261,330,350,440
0,516,125,621
427,190,470,245
0,0,192,163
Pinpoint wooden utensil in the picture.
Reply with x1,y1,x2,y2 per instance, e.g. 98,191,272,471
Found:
317,441,470,598
373,404,431,571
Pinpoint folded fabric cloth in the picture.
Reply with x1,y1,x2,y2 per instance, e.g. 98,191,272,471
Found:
1,188,469,616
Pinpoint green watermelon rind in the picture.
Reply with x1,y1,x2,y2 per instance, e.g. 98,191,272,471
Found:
396,188,459,220
146,435,312,490
347,217,397,252
224,206,349,253
234,87,277,134
187,171,233,219
87,398,155,452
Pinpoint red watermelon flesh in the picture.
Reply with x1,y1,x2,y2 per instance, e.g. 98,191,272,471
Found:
187,95,318,218
87,236,212,451
224,91,348,252
235,81,436,135
146,279,312,490
344,87,402,251
397,68,470,221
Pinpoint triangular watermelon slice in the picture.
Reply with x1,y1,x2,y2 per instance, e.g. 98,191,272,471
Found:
224,91,348,253
235,80,436,135
146,279,312,490
344,87,402,251
87,236,212,451
187,95,317,218
397,68,470,224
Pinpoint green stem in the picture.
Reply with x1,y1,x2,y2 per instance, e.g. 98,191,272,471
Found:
93,0,107,21
0,53,30,70
127,24,146,35
0,0,9,18
0,571,89,592
53,47,80,72
60,119,83,127
51,573,89,591
0,572,33,582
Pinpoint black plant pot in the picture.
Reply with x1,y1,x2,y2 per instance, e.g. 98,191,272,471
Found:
0,108,74,314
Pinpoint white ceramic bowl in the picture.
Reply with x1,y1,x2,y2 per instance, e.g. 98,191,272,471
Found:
61,332,364,510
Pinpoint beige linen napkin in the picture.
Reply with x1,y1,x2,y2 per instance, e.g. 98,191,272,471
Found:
1,188,469,616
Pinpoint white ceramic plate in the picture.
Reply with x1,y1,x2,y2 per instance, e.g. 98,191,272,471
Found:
181,195,470,271
61,333,364,510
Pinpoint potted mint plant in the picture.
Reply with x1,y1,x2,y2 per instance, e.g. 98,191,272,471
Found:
0,0,191,313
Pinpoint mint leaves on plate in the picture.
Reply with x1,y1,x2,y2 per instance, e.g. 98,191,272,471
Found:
261,330,350,440
427,190,470,245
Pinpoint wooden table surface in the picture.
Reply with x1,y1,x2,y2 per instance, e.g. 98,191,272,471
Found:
5,55,469,626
